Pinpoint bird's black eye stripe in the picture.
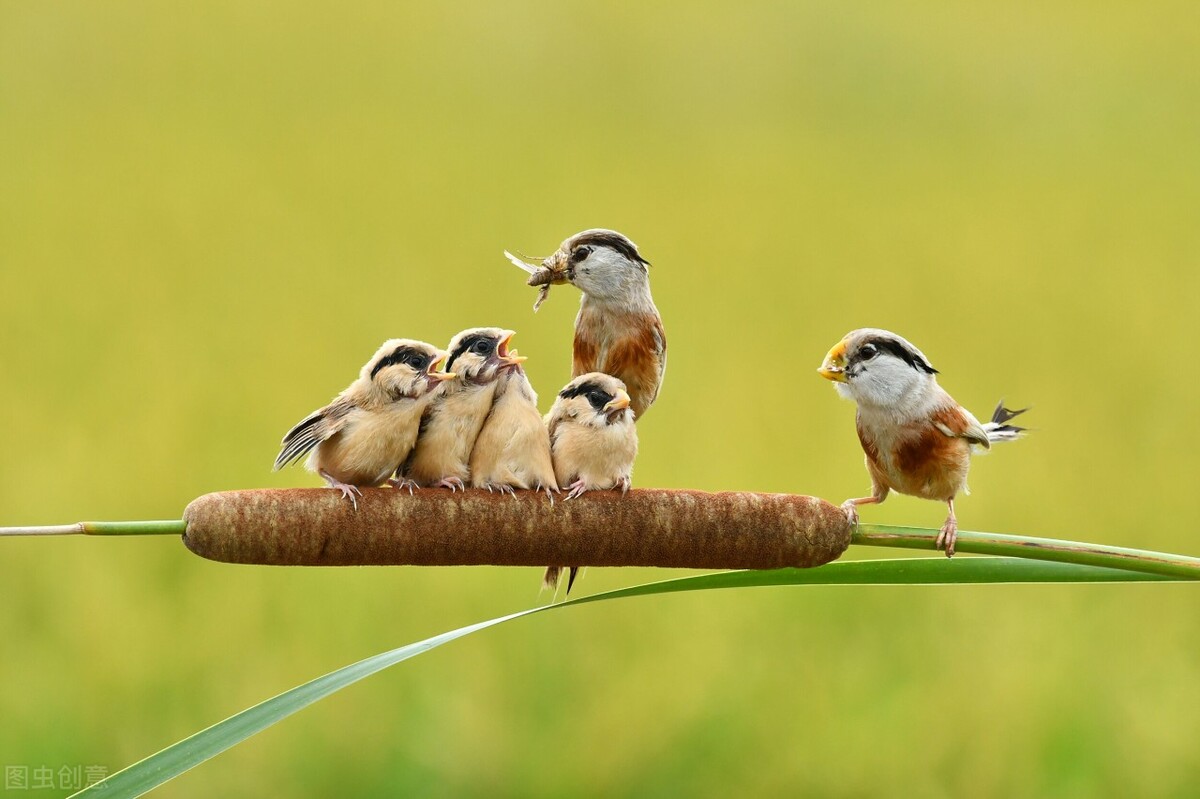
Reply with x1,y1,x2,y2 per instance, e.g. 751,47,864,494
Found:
559,380,597,400
570,246,591,263
371,346,431,379
447,335,494,371
855,337,938,374
560,380,618,411
570,232,649,266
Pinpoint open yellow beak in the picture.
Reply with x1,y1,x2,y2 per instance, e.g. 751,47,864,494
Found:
499,332,528,365
817,341,849,383
428,355,457,381
603,389,632,414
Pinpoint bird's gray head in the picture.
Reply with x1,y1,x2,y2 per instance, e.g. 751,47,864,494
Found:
817,328,939,409
548,229,650,302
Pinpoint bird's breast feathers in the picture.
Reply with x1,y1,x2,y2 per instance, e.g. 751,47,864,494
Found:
857,404,973,500
573,307,666,416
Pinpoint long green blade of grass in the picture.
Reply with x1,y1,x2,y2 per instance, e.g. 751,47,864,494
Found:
73,556,1191,798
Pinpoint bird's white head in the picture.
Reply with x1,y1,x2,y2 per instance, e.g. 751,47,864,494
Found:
553,372,634,427
362,339,455,400
444,327,527,386
817,328,940,412
547,229,651,303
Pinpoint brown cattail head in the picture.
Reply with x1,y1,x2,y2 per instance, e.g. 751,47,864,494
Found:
182,488,851,570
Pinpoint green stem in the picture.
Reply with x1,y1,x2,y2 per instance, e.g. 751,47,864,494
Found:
0,520,185,536
854,524,1200,580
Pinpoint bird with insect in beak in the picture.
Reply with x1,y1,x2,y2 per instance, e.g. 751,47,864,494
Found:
468,332,558,498
403,328,526,490
818,328,1027,557
504,228,666,421
273,339,456,508
542,372,639,595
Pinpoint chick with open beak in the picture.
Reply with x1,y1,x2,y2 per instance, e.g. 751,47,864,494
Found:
403,328,523,491
468,332,557,498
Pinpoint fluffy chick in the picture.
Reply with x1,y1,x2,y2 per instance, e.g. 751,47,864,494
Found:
404,328,525,490
274,339,454,507
818,328,1026,557
542,372,638,594
514,229,666,420
468,341,557,497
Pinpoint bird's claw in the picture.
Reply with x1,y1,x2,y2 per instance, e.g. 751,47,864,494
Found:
840,500,860,529
618,476,631,495
332,482,362,511
388,477,419,495
564,480,588,501
437,476,465,492
936,519,958,558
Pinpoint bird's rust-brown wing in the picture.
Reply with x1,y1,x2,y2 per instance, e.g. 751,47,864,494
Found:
273,396,355,470
930,404,990,449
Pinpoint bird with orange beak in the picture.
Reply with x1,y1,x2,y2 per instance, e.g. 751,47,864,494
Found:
542,372,639,594
274,339,457,507
818,328,1026,556
468,333,557,497
403,328,526,490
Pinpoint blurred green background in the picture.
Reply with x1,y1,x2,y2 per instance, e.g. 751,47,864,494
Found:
2,1,1198,795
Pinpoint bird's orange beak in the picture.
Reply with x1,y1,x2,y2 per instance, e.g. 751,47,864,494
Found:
818,341,849,383
603,390,632,414
498,332,528,365
427,354,457,381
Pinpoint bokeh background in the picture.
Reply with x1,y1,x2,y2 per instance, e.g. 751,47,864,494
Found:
2,1,1198,795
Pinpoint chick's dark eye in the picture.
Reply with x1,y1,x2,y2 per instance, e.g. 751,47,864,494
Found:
472,339,494,356
587,390,610,409
409,354,430,370
860,344,878,360
570,246,591,264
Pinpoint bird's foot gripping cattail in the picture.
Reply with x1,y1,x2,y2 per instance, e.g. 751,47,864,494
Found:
387,477,420,495
436,477,466,492
983,402,1029,444
320,470,364,510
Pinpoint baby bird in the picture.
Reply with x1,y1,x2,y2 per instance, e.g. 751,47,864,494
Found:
510,229,666,420
468,337,557,497
817,329,1026,557
542,372,639,594
274,339,455,508
404,328,525,490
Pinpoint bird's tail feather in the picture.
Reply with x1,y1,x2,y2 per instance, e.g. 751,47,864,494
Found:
982,401,1028,444
541,566,580,596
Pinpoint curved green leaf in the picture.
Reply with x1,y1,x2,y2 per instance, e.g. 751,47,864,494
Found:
73,557,1190,798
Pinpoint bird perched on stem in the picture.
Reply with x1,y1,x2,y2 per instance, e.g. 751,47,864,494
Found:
274,339,455,508
468,336,557,498
504,229,666,420
403,328,525,490
817,328,1027,557
542,372,639,594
